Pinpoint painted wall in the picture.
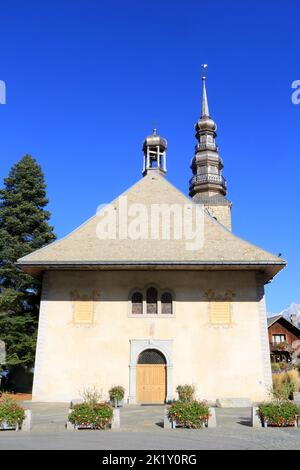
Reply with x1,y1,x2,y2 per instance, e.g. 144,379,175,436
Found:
32,270,272,403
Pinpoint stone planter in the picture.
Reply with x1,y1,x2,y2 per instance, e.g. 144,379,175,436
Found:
0,410,31,432
0,421,19,431
163,406,216,429
252,407,299,428
262,418,299,428
66,408,120,431
110,399,124,408
293,392,300,403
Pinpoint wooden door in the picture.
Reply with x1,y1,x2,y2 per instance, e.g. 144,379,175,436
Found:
136,364,166,404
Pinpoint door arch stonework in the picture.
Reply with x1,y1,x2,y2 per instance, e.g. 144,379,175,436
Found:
128,339,173,404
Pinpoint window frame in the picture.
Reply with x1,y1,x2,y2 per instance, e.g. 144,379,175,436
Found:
161,292,173,315
131,291,144,315
272,334,286,344
128,285,175,318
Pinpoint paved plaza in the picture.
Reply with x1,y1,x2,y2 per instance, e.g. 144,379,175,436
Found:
0,403,299,450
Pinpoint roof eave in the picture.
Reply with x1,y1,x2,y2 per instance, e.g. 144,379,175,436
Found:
17,260,286,283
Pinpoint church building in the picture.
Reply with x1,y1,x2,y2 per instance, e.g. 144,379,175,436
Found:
18,72,286,404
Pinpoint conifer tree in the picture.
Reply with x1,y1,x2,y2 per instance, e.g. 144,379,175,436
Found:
0,155,56,369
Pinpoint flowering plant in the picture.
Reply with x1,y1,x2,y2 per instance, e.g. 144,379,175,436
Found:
68,403,113,430
109,386,125,406
168,401,210,429
0,396,25,427
258,400,300,427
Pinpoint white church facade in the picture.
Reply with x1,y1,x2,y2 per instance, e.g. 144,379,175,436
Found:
18,72,286,404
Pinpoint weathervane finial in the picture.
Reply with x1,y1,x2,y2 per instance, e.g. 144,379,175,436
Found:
201,64,208,80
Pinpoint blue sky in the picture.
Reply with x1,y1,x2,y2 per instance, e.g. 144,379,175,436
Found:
0,0,299,313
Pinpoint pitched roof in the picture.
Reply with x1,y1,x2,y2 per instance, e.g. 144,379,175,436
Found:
17,172,286,280
267,315,300,336
267,315,283,327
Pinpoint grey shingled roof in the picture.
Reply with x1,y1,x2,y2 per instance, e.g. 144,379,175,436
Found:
17,172,286,280
267,315,283,327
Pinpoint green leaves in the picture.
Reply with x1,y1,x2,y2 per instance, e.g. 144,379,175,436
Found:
0,154,56,368
68,403,113,430
258,401,300,427
0,396,25,426
168,401,210,429
109,386,125,403
176,384,195,403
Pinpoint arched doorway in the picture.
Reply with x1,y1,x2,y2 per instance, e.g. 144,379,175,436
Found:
136,349,167,404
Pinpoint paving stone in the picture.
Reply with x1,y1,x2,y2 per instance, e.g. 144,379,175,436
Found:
216,398,252,408
0,401,298,450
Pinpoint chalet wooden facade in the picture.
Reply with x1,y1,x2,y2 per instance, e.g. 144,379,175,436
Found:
267,315,300,363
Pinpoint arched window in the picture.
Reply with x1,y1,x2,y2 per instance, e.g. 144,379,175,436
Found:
161,292,173,314
132,292,143,314
138,349,166,364
146,287,158,314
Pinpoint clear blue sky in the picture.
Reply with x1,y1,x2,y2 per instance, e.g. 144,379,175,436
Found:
0,0,299,313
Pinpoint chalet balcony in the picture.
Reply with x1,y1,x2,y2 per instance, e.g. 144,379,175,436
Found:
269,342,291,352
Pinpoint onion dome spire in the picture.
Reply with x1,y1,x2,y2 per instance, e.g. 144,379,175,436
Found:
189,65,227,199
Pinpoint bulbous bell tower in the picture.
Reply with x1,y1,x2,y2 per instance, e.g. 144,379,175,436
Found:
189,65,232,230
142,128,167,176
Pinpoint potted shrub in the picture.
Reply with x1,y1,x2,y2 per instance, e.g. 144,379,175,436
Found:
168,401,210,429
109,386,125,408
68,402,113,430
258,400,300,427
0,396,25,431
176,384,195,403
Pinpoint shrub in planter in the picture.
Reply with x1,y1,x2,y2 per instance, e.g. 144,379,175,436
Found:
168,401,210,429
176,385,195,403
0,396,25,430
79,387,102,406
109,386,125,407
68,402,113,430
258,401,300,427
